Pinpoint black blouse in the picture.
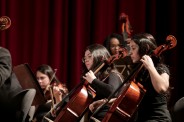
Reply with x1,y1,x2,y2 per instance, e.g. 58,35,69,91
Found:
91,71,123,101
89,71,123,120
136,64,172,122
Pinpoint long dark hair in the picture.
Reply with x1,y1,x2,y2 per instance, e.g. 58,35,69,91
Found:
36,64,60,83
131,33,157,58
131,33,171,97
82,44,119,80
103,33,126,54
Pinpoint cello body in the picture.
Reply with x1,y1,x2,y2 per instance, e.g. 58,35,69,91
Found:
102,80,146,122
101,35,177,122
52,47,129,122
54,84,96,122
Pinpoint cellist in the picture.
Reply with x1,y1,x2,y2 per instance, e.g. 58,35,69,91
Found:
82,44,124,121
103,13,134,79
32,64,68,122
103,32,133,79
128,33,172,122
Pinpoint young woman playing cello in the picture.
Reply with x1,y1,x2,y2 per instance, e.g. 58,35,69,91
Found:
82,44,124,121
128,33,172,122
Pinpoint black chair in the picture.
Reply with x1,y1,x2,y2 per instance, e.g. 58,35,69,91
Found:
15,88,36,122
172,97,184,122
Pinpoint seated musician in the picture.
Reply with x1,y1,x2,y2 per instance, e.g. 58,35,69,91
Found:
81,44,124,121
0,46,36,122
103,32,133,80
103,13,134,79
32,64,68,122
127,33,172,122
0,16,36,122
89,33,173,122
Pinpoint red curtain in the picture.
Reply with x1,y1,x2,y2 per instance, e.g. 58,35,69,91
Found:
0,0,182,108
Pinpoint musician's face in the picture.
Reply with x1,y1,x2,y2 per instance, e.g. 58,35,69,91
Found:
109,38,120,55
129,40,141,63
83,50,93,70
36,71,50,89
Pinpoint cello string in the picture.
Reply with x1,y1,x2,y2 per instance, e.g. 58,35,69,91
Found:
90,50,155,118
44,61,108,118
91,36,177,119
45,46,128,120
90,60,143,118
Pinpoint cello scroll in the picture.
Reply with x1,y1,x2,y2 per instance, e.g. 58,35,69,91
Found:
119,12,133,37
100,35,177,122
153,35,177,56
0,16,11,30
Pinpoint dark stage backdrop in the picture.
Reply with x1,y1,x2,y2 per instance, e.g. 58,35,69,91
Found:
0,0,183,110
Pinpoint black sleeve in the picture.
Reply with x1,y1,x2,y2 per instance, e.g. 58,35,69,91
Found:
90,72,123,99
156,63,170,75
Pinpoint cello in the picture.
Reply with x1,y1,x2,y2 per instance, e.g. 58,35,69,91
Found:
100,35,177,122
119,12,133,39
44,46,128,122
113,12,133,79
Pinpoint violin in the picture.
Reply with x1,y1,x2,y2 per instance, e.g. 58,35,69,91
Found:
100,35,177,122
42,69,69,120
0,16,11,30
44,81,68,102
43,69,58,106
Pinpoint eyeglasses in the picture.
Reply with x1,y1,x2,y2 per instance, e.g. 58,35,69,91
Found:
82,55,92,63
110,45,120,49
